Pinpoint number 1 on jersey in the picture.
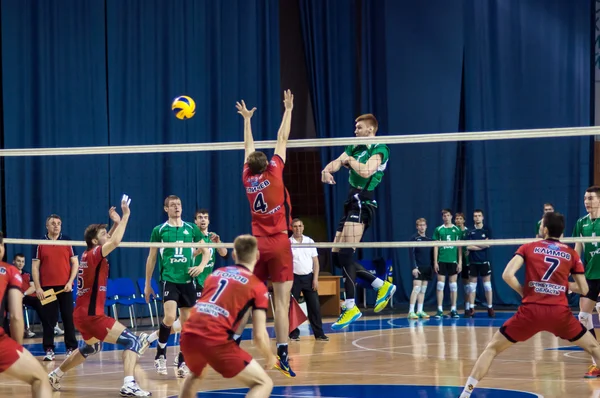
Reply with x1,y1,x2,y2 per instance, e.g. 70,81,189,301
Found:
253,192,268,213
209,279,228,303
542,257,560,281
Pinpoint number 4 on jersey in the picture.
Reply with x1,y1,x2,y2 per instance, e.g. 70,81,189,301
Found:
253,192,268,213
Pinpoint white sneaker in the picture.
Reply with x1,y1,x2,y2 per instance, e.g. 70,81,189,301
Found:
137,333,150,356
154,356,167,375
48,372,61,390
176,362,189,378
120,381,151,397
54,325,64,336
24,329,35,338
173,351,180,367
43,349,55,361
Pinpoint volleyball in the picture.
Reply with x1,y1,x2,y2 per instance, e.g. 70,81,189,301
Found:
171,95,196,120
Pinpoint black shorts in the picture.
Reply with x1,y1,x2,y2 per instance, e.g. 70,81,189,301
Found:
461,264,470,280
336,188,377,233
438,262,457,276
162,281,197,308
584,279,600,301
414,266,432,281
195,283,204,299
469,262,492,278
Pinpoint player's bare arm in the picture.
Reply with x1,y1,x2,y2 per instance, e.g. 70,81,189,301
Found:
31,259,44,300
252,308,276,370
570,273,590,296
457,244,462,274
273,89,294,163
188,247,211,278
144,248,158,302
321,152,349,184
65,255,79,293
502,255,525,297
8,288,24,344
345,153,382,178
107,206,120,236
101,195,131,258
209,233,228,257
433,246,439,273
575,242,583,256
236,100,257,162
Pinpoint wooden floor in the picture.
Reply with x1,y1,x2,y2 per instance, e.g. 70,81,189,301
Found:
2,312,600,397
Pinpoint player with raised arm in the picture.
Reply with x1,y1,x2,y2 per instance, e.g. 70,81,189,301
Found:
0,232,53,398
179,235,275,398
572,186,600,377
48,196,152,397
460,212,600,397
238,90,295,377
321,114,396,330
143,195,209,377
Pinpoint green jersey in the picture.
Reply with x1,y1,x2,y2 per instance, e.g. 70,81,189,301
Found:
572,214,600,279
344,144,389,191
535,220,542,237
433,224,462,263
194,231,216,288
459,227,469,266
150,221,203,284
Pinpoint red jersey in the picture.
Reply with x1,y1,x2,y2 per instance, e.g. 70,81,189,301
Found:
516,239,584,306
183,265,269,342
19,271,34,296
0,262,23,337
74,246,108,316
34,234,76,287
243,155,292,236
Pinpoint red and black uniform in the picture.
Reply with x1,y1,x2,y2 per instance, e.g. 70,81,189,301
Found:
181,265,269,378
0,263,25,373
73,246,116,341
33,234,78,351
500,239,587,343
17,270,53,337
242,155,293,282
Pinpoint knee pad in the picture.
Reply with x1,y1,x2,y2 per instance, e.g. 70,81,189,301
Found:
469,282,477,293
483,281,492,292
116,329,143,354
596,302,600,314
449,282,458,292
579,311,591,325
464,284,471,295
436,281,445,291
412,285,421,294
80,342,101,358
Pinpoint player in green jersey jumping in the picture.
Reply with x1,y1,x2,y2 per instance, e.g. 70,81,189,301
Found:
573,186,600,378
433,209,463,319
321,113,396,330
144,195,210,377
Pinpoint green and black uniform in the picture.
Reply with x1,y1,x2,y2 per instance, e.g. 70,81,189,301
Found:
535,219,542,237
459,227,470,280
336,144,390,232
193,231,216,298
150,221,203,308
433,224,462,276
573,215,600,301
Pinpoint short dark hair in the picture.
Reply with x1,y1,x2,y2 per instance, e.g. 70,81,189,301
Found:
441,209,452,215
542,212,564,239
543,203,554,209
195,209,210,218
455,212,465,219
473,209,484,216
234,235,258,263
84,224,107,249
586,186,600,196
46,214,61,223
292,218,302,225
13,253,24,261
0,231,4,245
355,114,379,134
247,151,268,174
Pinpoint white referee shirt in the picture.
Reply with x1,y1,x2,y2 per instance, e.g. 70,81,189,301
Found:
290,235,318,276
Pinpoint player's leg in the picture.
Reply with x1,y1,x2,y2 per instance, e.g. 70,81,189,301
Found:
179,371,205,398
435,270,446,318
272,280,294,372
579,282,599,373
175,304,194,376
3,346,53,398
459,330,513,398
56,285,78,354
418,281,429,318
234,359,274,398
41,294,59,360
155,282,179,374
408,279,423,319
468,265,478,317
48,338,97,390
482,270,494,317
462,266,471,316
448,263,459,318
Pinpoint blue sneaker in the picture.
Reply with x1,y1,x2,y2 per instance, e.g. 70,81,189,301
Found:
331,305,362,330
274,355,296,378
374,281,396,313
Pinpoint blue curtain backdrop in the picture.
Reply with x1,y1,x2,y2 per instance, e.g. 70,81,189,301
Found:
1,0,281,283
300,0,592,306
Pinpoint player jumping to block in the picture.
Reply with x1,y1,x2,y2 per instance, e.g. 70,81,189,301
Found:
48,196,152,397
459,212,600,397
238,90,296,377
179,235,276,398
321,114,396,330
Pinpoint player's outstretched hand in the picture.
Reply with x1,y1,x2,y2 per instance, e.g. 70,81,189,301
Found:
236,100,256,119
121,194,131,216
283,89,293,110
108,206,121,224
265,354,277,370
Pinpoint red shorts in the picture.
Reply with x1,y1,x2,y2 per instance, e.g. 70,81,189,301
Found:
500,304,586,343
254,233,293,283
0,333,23,373
74,313,116,341
180,332,252,378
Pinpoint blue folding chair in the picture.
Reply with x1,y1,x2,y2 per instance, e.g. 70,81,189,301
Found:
137,277,161,326
112,278,147,328
105,279,117,319
356,259,394,308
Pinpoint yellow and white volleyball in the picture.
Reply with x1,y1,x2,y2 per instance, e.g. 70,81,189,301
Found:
171,95,196,120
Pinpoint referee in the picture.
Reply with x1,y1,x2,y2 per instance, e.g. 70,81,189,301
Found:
289,219,328,341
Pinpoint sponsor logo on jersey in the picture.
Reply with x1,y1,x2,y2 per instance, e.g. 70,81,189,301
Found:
0,267,5,275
